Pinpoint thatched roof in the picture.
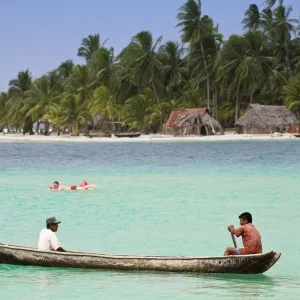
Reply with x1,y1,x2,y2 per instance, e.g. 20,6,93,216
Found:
166,108,224,135
236,104,298,129
166,108,207,129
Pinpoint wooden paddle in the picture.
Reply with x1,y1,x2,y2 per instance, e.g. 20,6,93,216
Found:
231,232,237,248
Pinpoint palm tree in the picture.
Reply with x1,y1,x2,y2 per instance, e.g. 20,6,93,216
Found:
158,41,188,98
77,34,107,62
89,47,124,92
58,60,75,80
283,74,300,115
8,70,33,134
90,86,121,132
176,0,213,109
272,5,298,77
43,103,67,135
65,65,95,134
263,0,284,8
122,88,157,132
23,75,60,135
0,92,11,131
218,31,275,122
118,31,163,103
59,94,93,135
242,4,261,32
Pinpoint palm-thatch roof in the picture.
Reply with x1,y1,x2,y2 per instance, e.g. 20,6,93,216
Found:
235,104,298,134
166,108,224,136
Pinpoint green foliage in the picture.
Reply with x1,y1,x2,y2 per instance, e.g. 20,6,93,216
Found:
1,0,300,134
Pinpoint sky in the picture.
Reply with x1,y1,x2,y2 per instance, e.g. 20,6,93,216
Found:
0,0,299,91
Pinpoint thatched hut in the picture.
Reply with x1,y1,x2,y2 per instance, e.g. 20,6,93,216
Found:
165,108,224,136
235,104,298,134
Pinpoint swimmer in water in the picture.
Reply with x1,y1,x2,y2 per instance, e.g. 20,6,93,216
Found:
49,181,96,190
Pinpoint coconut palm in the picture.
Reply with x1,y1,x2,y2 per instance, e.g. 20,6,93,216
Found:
77,34,107,62
242,4,261,32
43,103,67,135
89,47,124,92
59,94,93,135
263,0,284,8
283,74,300,114
218,31,275,122
23,75,61,135
0,92,11,131
118,31,163,103
122,88,157,132
272,5,298,77
58,60,75,80
8,70,33,134
90,86,121,131
158,41,188,98
176,0,214,109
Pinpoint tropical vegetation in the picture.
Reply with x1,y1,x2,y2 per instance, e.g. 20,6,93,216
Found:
0,0,299,135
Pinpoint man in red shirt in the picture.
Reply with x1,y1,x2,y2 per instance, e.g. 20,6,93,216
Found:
224,212,262,256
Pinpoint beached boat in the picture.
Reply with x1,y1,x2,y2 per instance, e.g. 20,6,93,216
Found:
114,132,141,138
0,244,280,274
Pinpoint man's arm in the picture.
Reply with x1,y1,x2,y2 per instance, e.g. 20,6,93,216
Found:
228,225,235,233
228,225,243,237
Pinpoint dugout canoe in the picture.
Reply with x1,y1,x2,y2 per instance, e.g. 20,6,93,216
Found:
114,132,141,138
0,244,280,274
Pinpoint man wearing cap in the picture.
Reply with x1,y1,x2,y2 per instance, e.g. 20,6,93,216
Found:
38,217,67,252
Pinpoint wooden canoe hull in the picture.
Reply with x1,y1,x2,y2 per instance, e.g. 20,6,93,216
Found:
114,132,141,138
0,244,280,274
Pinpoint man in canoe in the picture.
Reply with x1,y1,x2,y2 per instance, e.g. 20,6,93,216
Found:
38,217,67,252
49,180,96,190
224,212,262,256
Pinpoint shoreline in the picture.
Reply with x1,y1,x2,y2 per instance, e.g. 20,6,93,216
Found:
0,133,298,143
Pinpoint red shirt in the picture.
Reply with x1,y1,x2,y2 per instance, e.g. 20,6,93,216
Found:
234,224,262,255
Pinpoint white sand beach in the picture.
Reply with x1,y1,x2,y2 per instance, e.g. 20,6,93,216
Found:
0,132,298,143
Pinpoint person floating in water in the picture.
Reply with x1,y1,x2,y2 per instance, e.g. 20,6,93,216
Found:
224,212,262,256
49,180,96,190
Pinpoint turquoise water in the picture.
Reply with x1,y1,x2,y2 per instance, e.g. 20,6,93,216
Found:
0,141,299,299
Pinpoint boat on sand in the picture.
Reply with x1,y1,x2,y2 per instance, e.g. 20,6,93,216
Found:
0,244,280,274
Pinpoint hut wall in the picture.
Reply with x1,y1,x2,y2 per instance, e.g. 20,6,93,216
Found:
236,126,290,134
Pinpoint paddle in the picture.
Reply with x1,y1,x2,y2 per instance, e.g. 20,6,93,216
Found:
231,232,237,248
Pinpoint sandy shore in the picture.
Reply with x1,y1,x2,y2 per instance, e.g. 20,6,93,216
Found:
0,132,298,143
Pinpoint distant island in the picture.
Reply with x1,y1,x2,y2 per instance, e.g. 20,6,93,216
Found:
0,0,299,137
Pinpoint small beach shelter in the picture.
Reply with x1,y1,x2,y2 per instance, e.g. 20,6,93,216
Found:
235,104,298,134
165,108,224,136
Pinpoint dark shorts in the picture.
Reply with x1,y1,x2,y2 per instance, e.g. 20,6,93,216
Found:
235,248,241,255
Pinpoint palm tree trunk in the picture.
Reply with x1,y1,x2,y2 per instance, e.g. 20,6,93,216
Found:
200,42,210,110
44,121,49,136
5,121,10,132
250,91,254,104
235,93,239,124
152,81,160,104
284,40,292,78
214,89,218,121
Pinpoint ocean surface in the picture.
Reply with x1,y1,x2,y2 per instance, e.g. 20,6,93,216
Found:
0,140,299,299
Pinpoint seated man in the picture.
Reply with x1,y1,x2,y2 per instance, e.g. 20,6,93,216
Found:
49,180,96,190
38,216,67,252
224,212,262,256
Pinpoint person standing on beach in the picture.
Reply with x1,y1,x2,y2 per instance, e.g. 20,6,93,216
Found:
38,217,67,252
224,212,262,256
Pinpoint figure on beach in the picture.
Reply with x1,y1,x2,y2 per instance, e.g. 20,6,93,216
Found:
224,212,262,256
49,180,96,190
38,217,67,252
